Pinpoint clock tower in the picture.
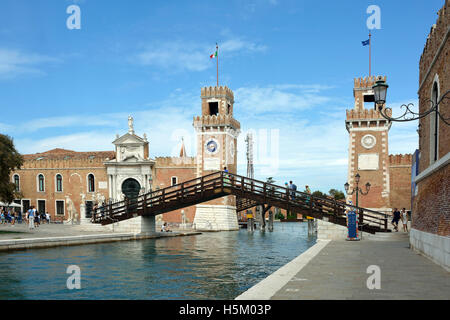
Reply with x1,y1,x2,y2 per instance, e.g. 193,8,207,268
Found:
345,76,392,212
193,86,241,230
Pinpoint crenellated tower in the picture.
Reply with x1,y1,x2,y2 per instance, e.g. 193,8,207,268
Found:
345,76,392,212
193,86,241,230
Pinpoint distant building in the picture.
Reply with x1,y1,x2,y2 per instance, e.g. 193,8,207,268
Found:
11,86,240,231
410,0,449,270
345,76,412,214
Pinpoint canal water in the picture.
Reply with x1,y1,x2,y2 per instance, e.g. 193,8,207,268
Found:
0,222,316,299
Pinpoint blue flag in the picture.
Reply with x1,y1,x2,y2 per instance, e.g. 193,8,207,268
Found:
362,39,370,46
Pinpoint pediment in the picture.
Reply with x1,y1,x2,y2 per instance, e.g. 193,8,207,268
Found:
112,133,146,146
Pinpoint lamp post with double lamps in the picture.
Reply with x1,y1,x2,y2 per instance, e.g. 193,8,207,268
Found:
344,173,371,208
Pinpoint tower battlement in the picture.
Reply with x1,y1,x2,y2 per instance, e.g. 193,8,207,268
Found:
346,108,392,121
193,114,241,130
388,154,413,166
354,75,386,90
201,86,234,101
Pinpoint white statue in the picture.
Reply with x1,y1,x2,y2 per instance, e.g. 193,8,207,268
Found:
80,193,86,219
120,146,143,161
181,210,186,225
65,195,79,224
128,115,134,134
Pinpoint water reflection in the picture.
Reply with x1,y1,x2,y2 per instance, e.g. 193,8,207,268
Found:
0,222,315,299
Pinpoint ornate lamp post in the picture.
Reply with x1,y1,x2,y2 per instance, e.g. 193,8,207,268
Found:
344,173,371,207
372,78,449,125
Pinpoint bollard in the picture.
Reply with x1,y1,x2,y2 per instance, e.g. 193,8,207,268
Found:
268,210,274,232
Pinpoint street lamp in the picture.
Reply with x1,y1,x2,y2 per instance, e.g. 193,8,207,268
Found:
372,77,450,125
344,173,371,207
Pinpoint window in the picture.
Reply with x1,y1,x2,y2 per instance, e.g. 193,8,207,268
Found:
38,174,45,192
209,102,218,116
171,177,178,186
13,174,20,192
227,104,231,115
430,81,439,163
88,174,95,192
56,174,63,192
56,200,65,215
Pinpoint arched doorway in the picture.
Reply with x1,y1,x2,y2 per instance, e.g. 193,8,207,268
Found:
121,178,141,200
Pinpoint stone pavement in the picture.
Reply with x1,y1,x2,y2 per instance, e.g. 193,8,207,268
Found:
0,222,115,240
270,232,449,300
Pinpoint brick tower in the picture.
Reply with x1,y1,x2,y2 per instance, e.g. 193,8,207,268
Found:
192,86,241,230
345,76,393,212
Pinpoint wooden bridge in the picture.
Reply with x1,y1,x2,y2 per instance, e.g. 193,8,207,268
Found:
92,171,391,234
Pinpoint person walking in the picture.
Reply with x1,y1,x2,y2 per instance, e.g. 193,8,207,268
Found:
401,208,408,232
392,208,401,232
27,206,36,230
46,212,50,224
0,211,5,224
289,181,297,201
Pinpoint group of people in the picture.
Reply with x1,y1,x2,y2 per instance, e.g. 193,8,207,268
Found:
391,208,409,232
0,207,18,225
23,206,50,230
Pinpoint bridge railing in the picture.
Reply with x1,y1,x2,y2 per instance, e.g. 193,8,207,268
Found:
92,170,389,232
92,171,225,223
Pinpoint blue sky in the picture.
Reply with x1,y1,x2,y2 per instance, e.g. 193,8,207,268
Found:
0,0,444,193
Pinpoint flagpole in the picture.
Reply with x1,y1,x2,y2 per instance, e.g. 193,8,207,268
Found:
369,31,371,77
216,43,219,87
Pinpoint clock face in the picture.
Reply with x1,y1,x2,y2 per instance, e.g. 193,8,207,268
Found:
205,139,219,154
361,134,376,149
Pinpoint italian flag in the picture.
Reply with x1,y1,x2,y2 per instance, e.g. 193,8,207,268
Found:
210,50,217,59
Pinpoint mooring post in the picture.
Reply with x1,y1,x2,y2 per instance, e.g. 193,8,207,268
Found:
268,209,274,232
247,209,254,232
260,205,266,230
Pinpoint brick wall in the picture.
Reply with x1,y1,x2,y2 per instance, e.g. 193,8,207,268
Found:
389,154,413,210
415,0,450,236
154,156,197,223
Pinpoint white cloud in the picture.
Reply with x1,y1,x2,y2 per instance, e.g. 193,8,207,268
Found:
235,84,332,114
0,48,59,79
133,37,266,72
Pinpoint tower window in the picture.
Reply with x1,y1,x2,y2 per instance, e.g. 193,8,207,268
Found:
209,102,219,116
227,104,231,115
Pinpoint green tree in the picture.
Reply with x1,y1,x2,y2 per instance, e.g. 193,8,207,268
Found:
329,189,345,200
0,134,24,204
312,190,325,198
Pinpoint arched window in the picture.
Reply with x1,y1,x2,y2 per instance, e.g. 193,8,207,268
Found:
13,174,20,192
38,174,45,192
430,81,439,163
88,174,95,192
56,174,63,192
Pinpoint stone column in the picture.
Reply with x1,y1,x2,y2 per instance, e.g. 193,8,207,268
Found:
140,215,156,235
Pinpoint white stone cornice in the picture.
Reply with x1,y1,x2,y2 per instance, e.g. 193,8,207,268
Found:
415,152,450,184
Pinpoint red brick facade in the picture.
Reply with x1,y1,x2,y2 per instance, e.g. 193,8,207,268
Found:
413,0,449,236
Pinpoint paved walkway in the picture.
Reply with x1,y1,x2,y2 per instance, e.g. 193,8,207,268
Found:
0,222,114,240
238,232,449,300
